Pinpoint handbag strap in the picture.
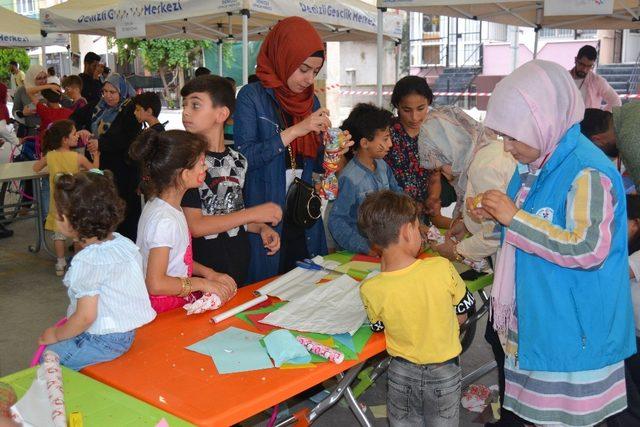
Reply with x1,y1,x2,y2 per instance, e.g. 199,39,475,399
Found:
268,95,297,170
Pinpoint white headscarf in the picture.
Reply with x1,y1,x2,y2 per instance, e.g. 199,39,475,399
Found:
485,60,585,169
24,64,47,89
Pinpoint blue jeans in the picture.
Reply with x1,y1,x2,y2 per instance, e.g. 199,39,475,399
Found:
387,357,461,427
42,330,135,371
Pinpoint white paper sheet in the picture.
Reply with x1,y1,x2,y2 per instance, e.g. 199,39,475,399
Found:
255,256,340,301
260,275,367,335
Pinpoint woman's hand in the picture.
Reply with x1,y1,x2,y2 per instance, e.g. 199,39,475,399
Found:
260,225,280,255
446,218,467,242
38,327,58,345
424,196,441,217
87,139,99,154
430,237,458,262
289,108,331,140
77,129,93,142
472,190,518,227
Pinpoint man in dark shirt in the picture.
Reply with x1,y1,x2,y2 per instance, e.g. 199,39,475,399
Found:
79,52,103,105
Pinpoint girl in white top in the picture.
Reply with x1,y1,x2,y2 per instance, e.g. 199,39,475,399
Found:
38,170,156,371
131,129,237,313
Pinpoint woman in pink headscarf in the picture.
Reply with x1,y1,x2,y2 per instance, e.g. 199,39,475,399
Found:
473,60,635,426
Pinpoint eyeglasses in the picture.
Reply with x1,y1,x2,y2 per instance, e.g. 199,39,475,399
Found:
575,59,595,69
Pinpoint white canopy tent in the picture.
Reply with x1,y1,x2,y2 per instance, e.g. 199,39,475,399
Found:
0,7,68,47
40,0,403,84
375,0,640,105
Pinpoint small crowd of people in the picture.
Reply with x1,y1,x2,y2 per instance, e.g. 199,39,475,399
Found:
1,17,640,427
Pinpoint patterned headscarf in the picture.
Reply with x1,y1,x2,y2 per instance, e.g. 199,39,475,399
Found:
91,73,134,136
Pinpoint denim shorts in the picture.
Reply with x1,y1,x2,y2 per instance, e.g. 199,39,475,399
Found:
42,330,135,371
387,356,462,427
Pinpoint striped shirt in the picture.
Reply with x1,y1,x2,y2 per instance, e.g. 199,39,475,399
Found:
502,168,625,426
64,233,156,335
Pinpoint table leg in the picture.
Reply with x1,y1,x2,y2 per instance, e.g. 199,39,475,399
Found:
275,363,371,427
28,177,54,258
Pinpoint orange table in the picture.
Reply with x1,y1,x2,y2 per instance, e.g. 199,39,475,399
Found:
83,280,386,426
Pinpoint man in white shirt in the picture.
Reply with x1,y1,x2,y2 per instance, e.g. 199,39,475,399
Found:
569,45,621,112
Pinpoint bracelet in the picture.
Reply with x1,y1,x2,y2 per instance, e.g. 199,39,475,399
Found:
452,244,464,262
178,277,192,298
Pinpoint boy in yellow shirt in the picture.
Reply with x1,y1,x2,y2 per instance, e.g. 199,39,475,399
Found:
358,190,474,427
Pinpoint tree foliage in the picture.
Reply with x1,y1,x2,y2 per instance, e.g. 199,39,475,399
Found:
110,38,210,107
0,48,30,83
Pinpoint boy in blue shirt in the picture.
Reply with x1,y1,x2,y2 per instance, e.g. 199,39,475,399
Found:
328,103,402,254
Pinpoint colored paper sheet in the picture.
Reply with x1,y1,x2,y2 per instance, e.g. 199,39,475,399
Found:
333,333,355,352
352,254,381,263
235,302,287,326
280,362,317,369
334,261,380,274
263,330,311,367
247,313,279,333
186,327,273,374
323,251,355,265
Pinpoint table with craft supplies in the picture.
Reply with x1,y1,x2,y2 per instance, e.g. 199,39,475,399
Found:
0,160,52,256
82,252,493,426
0,366,191,426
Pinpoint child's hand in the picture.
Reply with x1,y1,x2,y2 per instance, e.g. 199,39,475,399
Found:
457,313,468,326
38,327,58,345
445,218,467,242
251,202,282,226
201,279,237,304
77,129,92,142
87,139,99,154
260,225,280,255
204,270,237,290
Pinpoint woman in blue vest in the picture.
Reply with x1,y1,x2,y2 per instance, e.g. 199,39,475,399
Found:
234,17,351,282
474,60,635,426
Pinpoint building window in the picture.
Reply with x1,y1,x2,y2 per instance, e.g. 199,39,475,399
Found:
422,15,440,33
540,28,597,39
16,0,37,18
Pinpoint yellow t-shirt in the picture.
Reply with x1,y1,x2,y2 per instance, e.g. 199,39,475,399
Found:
360,257,467,364
45,150,80,232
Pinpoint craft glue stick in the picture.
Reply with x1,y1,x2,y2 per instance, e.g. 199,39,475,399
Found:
211,295,268,324
69,412,83,427
296,336,345,364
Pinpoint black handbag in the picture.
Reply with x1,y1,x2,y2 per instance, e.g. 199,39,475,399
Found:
270,98,322,229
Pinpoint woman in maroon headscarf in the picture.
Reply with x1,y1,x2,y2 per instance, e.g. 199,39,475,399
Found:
234,17,350,282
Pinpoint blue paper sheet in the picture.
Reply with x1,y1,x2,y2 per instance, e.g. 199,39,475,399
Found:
186,326,273,374
333,333,356,352
263,329,311,367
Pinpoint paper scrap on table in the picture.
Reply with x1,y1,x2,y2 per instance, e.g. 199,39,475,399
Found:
11,351,66,427
333,333,355,352
334,261,380,275
247,313,279,333
260,275,367,335
370,404,387,418
255,256,341,300
263,330,311,367
186,326,273,374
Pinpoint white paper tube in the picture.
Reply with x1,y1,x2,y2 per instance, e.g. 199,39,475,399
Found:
211,295,268,324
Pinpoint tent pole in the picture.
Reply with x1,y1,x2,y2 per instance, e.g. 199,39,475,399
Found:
241,9,249,85
377,7,386,107
533,5,543,59
218,40,223,76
